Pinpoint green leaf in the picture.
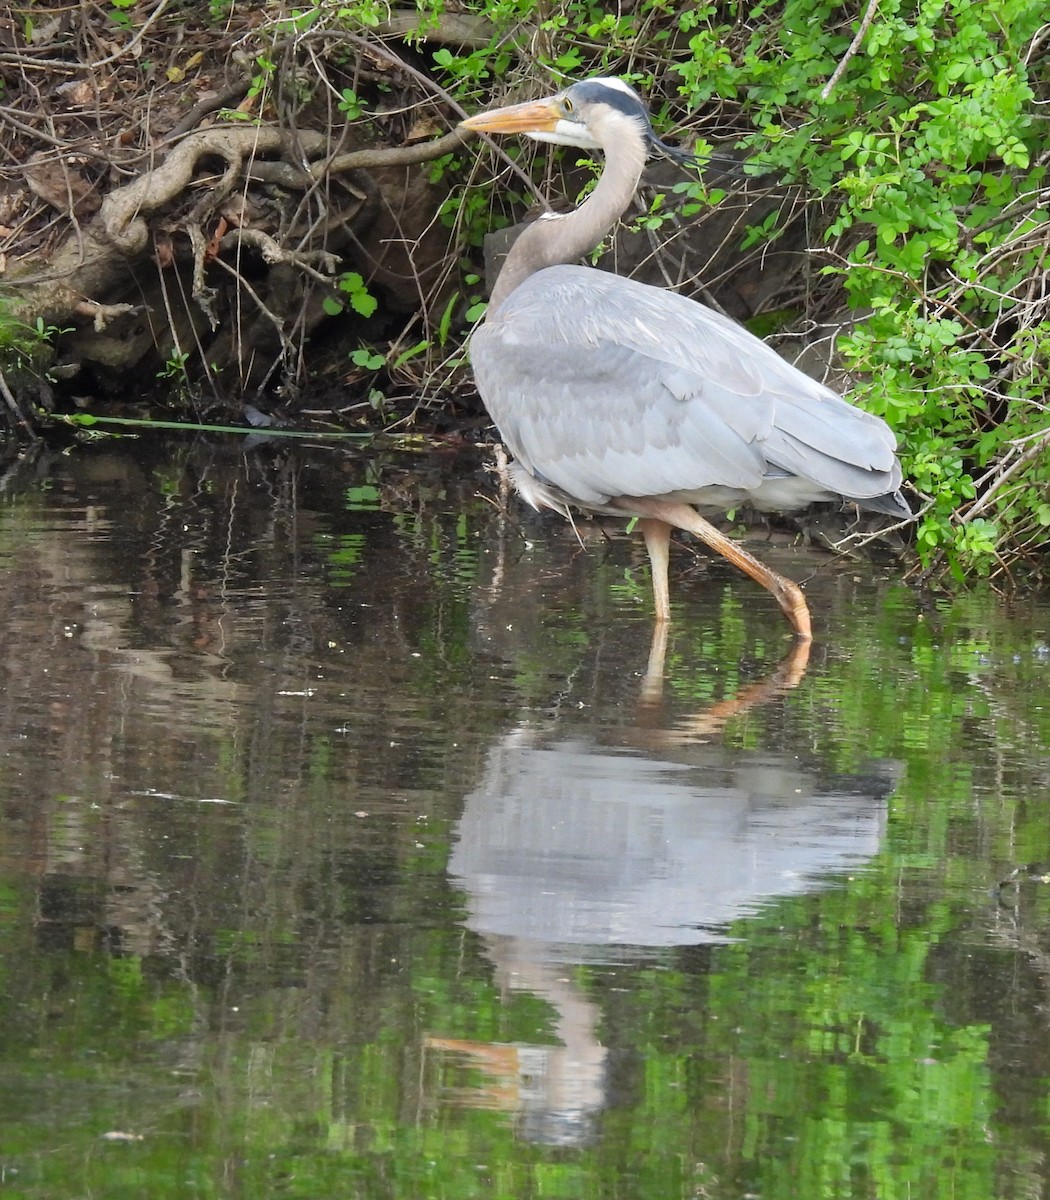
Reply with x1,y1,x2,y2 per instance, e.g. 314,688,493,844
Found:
350,348,385,371
349,291,378,319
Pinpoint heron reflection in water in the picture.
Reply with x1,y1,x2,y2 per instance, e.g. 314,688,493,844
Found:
428,646,900,1144
460,78,911,640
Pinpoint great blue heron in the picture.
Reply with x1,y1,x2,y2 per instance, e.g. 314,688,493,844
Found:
460,78,911,641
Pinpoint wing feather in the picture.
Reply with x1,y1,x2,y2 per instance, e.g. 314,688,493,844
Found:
471,263,902,507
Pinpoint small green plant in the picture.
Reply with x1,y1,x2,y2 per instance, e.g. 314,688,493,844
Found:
390,340,430,372
0,311,71,384
107,0,137,27
337,88,365,120
246,53,276,105
462,274,487,324
324,273,378,319
157,348,191,381
350,347,385,372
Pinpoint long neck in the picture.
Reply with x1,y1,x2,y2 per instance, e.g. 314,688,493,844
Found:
488,117,648,314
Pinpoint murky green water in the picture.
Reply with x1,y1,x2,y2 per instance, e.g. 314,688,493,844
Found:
0,437,1048,1199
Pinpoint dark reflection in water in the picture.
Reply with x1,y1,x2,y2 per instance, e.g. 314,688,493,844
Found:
0,437,1048,1200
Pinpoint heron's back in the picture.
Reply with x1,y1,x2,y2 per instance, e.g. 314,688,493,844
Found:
472,264,909,520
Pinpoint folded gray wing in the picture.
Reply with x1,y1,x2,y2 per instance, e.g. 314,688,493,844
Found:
471,264,901,506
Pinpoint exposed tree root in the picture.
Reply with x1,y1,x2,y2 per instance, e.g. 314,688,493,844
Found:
7,121,465,343
0,2,481,411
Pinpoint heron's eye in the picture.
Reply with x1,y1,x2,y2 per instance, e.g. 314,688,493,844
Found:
563,98,574,114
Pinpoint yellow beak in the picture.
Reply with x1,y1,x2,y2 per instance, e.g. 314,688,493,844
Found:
459,97,562,136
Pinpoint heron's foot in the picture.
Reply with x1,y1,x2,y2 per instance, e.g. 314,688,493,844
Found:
770,576,812,642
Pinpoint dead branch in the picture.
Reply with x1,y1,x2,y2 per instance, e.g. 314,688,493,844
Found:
820,0,882,100
375,10,497,48
223,228,341,279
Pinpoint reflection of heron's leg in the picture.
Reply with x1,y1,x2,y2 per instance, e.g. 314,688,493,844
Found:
641,637,812,746
637,517,672,624
702,636,811,718
636,610,809,723
619,498,813,641
639,618,669,705
633,643,811,744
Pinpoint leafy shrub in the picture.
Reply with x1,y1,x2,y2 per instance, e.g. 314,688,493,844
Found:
424,0,1048,579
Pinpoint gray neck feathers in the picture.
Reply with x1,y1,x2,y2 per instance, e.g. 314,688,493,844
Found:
487,110,649,314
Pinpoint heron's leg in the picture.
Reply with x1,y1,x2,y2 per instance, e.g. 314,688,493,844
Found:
620,500,813,642
636,517,672,624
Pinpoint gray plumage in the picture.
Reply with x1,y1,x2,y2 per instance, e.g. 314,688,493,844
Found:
473,263,908,519
460,77,911,639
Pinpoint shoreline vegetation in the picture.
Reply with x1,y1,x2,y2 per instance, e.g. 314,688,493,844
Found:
0,0,1046,582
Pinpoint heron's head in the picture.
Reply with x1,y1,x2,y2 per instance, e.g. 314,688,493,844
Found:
461,77,669,156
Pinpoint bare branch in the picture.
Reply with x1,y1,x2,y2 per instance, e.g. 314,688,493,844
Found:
820,0,882,101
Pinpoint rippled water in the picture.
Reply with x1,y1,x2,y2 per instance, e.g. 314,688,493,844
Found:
0,436,1048,1199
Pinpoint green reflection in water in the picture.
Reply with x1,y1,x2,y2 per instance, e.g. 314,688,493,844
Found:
0,440,1046,1199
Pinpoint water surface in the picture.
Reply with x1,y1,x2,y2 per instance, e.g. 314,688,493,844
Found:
0,437,1048,1199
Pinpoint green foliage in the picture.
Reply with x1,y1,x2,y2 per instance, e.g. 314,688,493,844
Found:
246,51,276,105
350,347,385,371
0,309,69,388
156,347,190,381
315,0,391,28
669,0,1048,578
326,271,378,319
107,0,138,26
0,313,54,361
337,86,364,119
423,0,1047,579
